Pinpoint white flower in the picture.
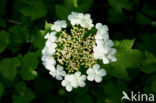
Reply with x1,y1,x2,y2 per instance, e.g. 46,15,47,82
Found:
108,48,117,62
78,13,94,30
103,48,117,63
95,32,109,41
42,56,56,70
68,12,94,30
94,22,117,64
96,23,108,34
43,43,57,55
93,46,105,59
61,74,78,92
49,66,66,80
87,64,107,83
45,32,57,43
51,20,67,32
68,12,80,25
74,72,86,87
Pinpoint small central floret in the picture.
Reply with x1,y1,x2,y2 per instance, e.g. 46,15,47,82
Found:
54,26,96,73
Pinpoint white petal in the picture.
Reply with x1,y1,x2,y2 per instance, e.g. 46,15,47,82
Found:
103,57,109,64
61,80,68,86
87,75,95,81
61,21,67,28
56,75,62,80
51,43,57,48
71,80,78,88
93,64,100,70
50,32,56,36
60,71,66,76
55,26,61,32
51,25,55,30
110,48,117,55
57,66,63,71
96,23,102,29
49,71,56,77
85,14,91,18
79,81,86,87
49,35,56,42
80,75,86,81
44,33,50,39
109,55,117,62
66,84,72,92
46,40,52,47
95,76,102,83
102,25,109,32
99,69,107,76
75,72,81,77
86,68,93,74
107,40,114,47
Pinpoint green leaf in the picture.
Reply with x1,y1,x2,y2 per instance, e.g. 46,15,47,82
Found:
143,2,156,17
9,25,29,44
32,31,45,51
136,13,151,25
103,80,127,103
13,82,35,103
108,0,133,13
64,0,78,7
77,0,93,12
55,5,71,21
0,57,20,81
107,8,126,24
20,1,47,20
55,0,93,20
45,21,52,33
136,34,156,54
141,52,156,73
102,40,144,79
31,2,47,20
19,52,39,80
0,30,9,53
0,82,4,98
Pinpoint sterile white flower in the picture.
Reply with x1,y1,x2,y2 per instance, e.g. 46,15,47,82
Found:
45,32,57,43
78,13,94,30
68,12,80,25
68,12,94,30
44,43,57,55
87,64,107,83
95,32,109,40
42,56,56,70
61,74,78,92
94,22,117,64
49,66,66,80
96,23,108,34
74,72,86,87
51,20,67,32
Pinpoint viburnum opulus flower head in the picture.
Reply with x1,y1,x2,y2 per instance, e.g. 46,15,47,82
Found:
42,12,117,92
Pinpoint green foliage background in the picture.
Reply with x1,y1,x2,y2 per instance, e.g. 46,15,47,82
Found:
0,0,156,103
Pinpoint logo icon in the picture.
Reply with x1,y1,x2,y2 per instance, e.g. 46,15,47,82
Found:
121,91,155,102
121,91,130,101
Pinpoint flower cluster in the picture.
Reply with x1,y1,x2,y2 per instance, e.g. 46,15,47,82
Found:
42,12,117,92
94,23,117,64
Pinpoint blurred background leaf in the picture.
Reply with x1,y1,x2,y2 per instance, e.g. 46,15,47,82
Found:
0,57,20,81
